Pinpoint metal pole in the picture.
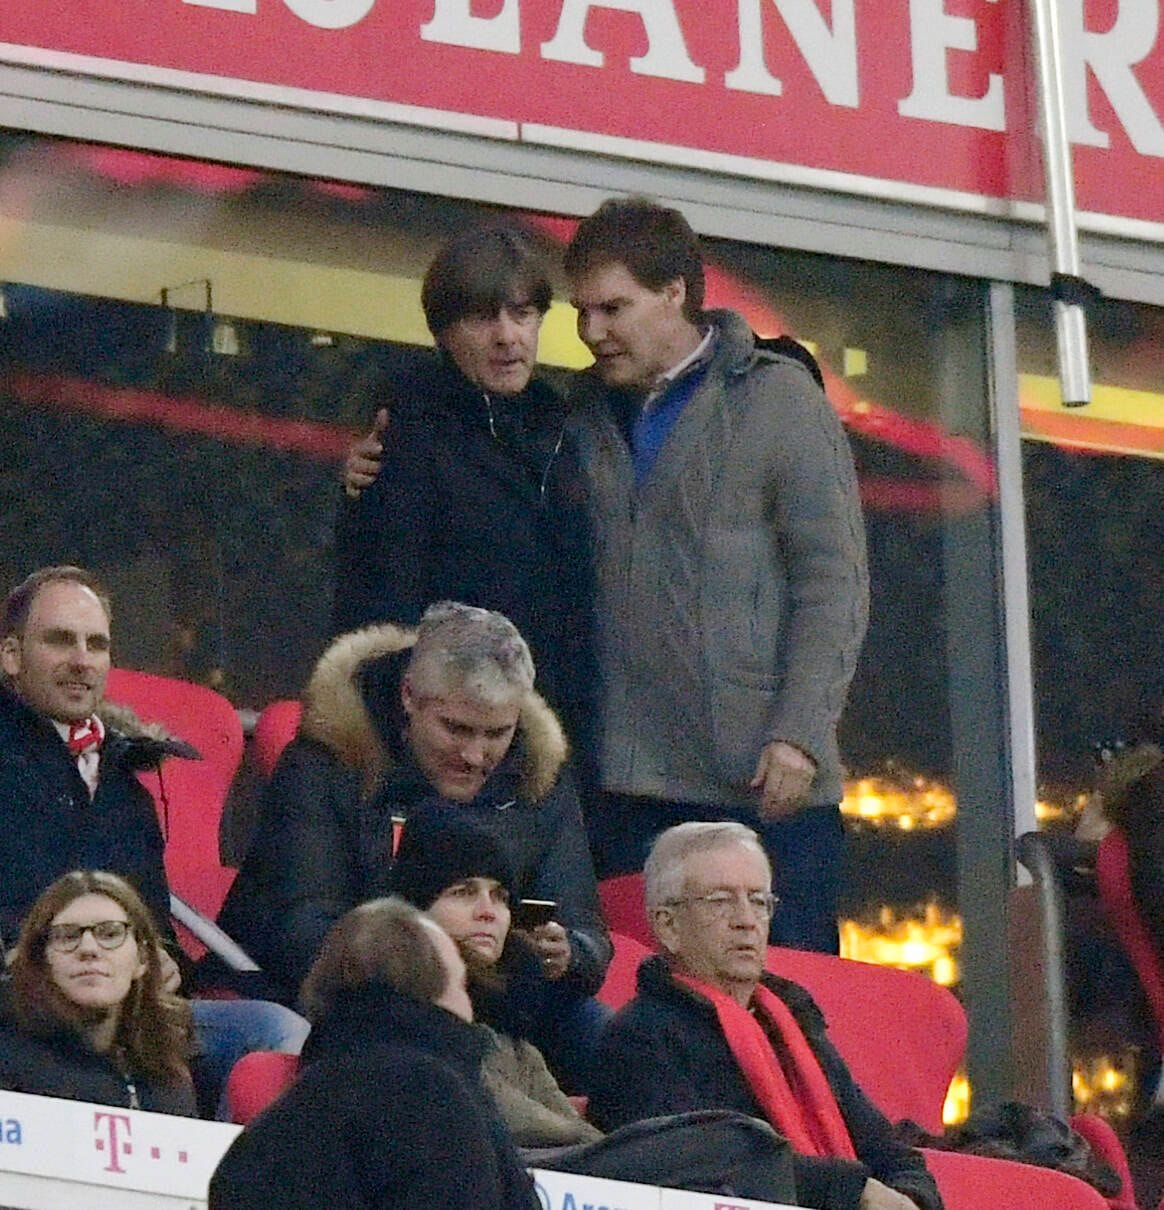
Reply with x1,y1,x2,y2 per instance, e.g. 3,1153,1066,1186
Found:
1029,0,1093,407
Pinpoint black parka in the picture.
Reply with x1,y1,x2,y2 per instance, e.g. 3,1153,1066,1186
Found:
208,984,540,1210
219,625,610,1003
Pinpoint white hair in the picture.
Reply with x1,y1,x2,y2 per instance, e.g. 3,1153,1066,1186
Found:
643,821,770,912
406,601,535,707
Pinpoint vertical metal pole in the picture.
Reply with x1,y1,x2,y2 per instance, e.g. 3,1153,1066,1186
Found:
1029,0,1092,407
989,282,1039,846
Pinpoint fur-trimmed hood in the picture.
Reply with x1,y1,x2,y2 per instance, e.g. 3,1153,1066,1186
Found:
299,623,568,801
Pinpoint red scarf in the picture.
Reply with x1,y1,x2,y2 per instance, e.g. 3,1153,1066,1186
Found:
67,715,104,756
674,970,857,1160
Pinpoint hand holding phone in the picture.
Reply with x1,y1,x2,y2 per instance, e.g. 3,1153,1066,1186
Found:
512,898,557,931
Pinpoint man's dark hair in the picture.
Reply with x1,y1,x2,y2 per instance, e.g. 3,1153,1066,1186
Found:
564,196,706,322
421,223,553,337
3,566,112,639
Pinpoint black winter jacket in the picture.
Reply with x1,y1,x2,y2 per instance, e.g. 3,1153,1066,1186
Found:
589,956,943,1210
209,984,540,1210
331,355,598,779
0,683,194,948
0,995,196,1116
219,625,610,1002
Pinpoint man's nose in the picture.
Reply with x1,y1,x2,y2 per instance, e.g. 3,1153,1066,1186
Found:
577,311,603,347
473,891,497,918
493,311,522,343
67,640,95,667
460,736,488,767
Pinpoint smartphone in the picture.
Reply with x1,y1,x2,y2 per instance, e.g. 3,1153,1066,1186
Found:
512,898,558,931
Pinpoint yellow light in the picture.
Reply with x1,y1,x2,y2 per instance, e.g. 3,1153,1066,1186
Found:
943,1072,970,1126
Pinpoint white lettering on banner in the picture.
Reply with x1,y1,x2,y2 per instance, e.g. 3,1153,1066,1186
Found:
421,0,521,53
541,0,706,82
726,0,859,107
282,0,375,30
897,0,1005,131
1061,0,1164,155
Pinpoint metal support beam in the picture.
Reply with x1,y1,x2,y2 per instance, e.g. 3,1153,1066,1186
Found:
1029,0,1092,406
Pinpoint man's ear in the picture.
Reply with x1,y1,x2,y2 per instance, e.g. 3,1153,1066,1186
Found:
662,276,686,314
0,634,20,680
652,906,681,956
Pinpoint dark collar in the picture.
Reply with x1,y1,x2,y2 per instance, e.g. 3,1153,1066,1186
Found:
303,983,489,1074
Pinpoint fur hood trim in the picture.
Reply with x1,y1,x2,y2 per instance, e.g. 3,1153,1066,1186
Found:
300,623,568,800
96,699,178,745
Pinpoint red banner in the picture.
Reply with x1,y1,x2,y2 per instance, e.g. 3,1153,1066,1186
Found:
1,1,1161,231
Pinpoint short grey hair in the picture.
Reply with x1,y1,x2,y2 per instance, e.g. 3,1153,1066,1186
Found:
406,601,535,706
644,821,771,912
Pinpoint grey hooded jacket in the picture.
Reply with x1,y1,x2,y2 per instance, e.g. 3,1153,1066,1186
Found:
570,309,869,808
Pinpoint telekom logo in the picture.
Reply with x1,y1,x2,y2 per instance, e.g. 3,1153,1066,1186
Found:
93,1112,132,1174
93,1112,190,1174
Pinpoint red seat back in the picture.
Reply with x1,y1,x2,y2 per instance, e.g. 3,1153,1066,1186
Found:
597,932,652,1012
922,1147,1112,1210
598,873,652,947
252,699,302,780
225,1051,301,1124
1096,827,1164,1052
1068,1113,1136,1210
766,945,966,1134
104,667,244,958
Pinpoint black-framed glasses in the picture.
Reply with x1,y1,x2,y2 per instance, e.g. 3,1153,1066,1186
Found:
665,891,778,921
45,920,133,953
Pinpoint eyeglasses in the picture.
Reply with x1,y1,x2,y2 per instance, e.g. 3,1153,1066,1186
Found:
665,891,778,921
45,920,133,953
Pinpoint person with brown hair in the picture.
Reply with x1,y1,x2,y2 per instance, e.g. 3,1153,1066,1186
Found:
565,196,869,955
208,896,541,1210
0,869,196,1115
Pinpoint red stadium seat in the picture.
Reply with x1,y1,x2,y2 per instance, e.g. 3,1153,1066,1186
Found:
1067,1113,1136,1210
597,873,652,947
104,667,244,959
922,1147,1112,1210
251,698,302,780
225,1050,300,1124
766,945,966,1135
597,932,652,1012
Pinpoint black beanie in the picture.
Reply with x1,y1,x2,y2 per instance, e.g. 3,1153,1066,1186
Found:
391,807,519,910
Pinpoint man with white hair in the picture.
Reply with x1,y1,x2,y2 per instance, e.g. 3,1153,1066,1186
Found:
220,601,610,1087
588,822,942,1210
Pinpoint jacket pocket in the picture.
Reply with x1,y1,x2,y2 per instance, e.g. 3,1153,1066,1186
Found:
707,673,779,788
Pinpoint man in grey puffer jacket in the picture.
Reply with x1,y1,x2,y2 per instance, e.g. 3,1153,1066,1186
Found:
565,196,869,953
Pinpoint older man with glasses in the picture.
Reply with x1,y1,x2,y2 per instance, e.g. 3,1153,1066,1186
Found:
588,821,942,1210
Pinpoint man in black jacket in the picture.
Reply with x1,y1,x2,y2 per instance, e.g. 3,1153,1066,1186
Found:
221,601,611,1090
209,896,541,1210
333,223,597,787
0,566,307,1111
589,821,942,1210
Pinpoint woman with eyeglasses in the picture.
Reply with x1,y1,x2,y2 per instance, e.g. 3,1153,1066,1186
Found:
0,870,196,1115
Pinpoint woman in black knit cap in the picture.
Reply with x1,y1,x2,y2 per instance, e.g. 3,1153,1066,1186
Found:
392,805,601,1147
